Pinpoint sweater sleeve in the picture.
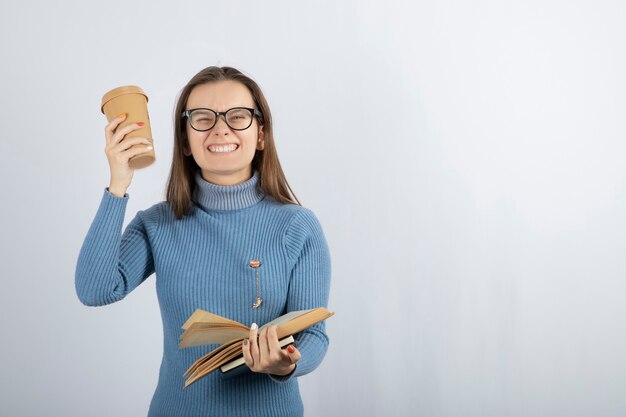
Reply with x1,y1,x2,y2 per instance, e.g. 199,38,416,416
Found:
75,188,156,306
270,208,332,382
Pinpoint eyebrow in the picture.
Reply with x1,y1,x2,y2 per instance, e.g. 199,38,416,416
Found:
187,104,255,110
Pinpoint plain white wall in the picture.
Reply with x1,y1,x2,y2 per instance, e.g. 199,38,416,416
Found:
1,1,625,416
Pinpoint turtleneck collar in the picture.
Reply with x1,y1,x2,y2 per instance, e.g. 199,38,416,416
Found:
192,170,265,211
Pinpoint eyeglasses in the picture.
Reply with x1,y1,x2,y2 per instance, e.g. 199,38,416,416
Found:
181,107,263,132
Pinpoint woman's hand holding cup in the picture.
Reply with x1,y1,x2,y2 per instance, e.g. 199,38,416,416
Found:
104,113,153,197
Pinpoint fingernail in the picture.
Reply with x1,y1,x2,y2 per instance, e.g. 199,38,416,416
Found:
146,146,153,150
287,345,296,354
251,323,258,330
137,122,145,127
117,113,126,119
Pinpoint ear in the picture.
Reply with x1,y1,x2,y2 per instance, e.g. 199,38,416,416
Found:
183,143,192,156
257,126,265,150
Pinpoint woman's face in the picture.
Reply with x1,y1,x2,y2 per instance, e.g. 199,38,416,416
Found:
184,80,264,186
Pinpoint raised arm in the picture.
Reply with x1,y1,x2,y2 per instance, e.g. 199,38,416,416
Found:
75,189,156,306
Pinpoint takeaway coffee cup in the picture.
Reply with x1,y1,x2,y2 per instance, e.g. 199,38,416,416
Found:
101,85,155,169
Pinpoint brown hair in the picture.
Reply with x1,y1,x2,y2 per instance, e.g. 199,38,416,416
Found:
165,66,300,219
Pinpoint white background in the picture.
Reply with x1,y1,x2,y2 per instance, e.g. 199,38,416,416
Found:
1,1,625,416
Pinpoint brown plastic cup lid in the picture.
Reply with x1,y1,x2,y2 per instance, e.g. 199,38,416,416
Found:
101,85,149,114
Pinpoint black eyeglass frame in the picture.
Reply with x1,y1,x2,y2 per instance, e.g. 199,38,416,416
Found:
181,107,263,132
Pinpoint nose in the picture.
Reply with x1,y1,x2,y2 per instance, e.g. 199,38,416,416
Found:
211,114,230,135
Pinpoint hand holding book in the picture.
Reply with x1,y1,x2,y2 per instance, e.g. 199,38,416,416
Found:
179,307,334,387
242,323,301,376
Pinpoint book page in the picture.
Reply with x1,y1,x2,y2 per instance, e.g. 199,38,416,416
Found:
178,325,250,348
261,309,315,328
181,309,246,330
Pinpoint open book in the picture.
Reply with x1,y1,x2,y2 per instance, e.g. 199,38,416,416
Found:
179,307,334,387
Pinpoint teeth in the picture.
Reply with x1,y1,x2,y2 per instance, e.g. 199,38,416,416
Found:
208,144,238,153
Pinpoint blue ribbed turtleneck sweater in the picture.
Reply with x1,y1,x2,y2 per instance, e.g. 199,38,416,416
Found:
75,170,331,417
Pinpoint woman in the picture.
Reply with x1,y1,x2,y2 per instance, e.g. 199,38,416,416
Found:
75,66,331,417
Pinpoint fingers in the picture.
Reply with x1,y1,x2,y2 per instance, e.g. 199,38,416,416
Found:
119,142,154,160
267,325,281,353
269,325,298,366
117,137,153,156
265,325,296,367
105,113,126,144
242,339,254,369
110,122,147,146
259,325,270,357
105,136,152,165
248,323,259,369
283,344,301,365
105,113,147,146
243,324,301,375
111,136,152,152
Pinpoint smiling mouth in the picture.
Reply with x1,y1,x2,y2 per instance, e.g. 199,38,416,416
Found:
207,144,239,153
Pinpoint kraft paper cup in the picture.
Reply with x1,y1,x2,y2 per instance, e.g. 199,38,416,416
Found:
101,85,155,169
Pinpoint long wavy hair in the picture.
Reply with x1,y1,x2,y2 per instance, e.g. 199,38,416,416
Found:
165,66,300,219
